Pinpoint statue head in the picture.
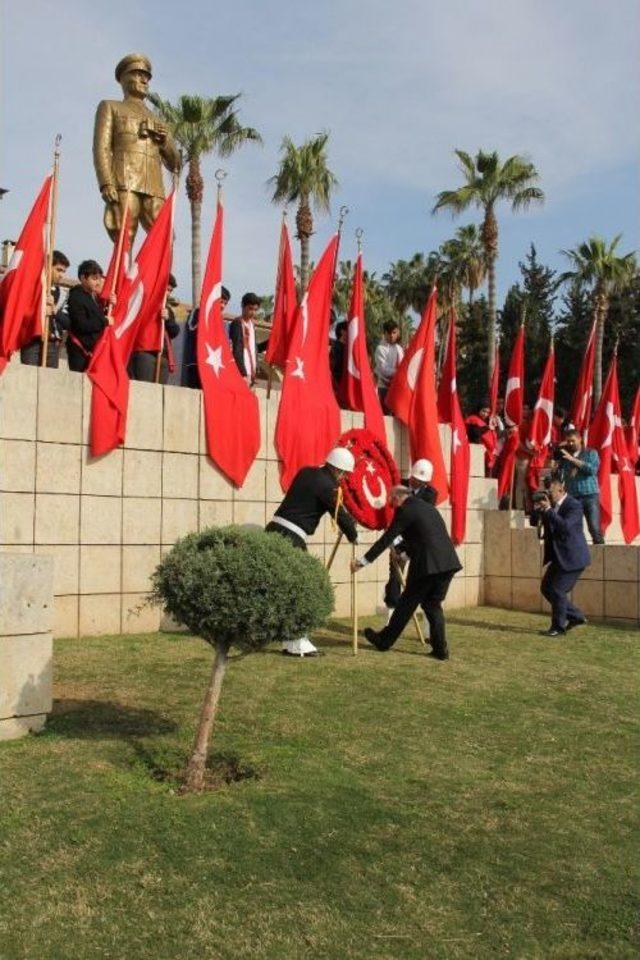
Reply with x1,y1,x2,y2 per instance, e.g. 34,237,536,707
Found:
115,54,152,100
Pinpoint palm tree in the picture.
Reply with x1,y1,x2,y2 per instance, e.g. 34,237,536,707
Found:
433,150,544,381
560,235,637,400
439,224,486,306
149,93,261,305
268,134,338,293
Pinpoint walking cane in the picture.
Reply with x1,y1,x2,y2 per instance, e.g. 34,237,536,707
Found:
326,532,343,571
390,548,427,646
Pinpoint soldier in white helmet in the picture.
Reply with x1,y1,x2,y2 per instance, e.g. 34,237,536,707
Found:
383,459,437,619
266,448,359,657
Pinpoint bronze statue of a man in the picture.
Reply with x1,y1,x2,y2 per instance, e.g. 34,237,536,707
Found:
93,54,181,244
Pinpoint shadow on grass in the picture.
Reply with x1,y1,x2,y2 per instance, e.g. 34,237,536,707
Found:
446,615,540,636
49,699,178,739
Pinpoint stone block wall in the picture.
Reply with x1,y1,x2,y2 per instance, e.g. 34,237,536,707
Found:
0,363,495,637
0,554,53,739
484,510,640,626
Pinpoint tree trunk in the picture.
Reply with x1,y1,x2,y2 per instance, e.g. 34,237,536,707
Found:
482,206,499,389
181,640,229,793
191,198,202,309
593,287,607,404
186,155,204,308
296,196,313,294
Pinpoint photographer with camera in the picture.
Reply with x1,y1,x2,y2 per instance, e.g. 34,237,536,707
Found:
553,429,603,543
533,476,591,637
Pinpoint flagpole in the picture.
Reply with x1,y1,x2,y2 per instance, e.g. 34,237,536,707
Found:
267,208,287,399
41,134,61,367
351,541,358,656
509,308,526,509
154,173,180,384
326,532,343,570
106,188,130,327
390,548,427,646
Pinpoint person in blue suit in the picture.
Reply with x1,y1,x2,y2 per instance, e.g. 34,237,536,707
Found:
536,476,591,637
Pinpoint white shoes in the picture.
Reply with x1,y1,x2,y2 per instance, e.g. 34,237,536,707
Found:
282,636,320,657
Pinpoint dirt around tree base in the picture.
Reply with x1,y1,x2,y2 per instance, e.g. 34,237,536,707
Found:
174,752,261,794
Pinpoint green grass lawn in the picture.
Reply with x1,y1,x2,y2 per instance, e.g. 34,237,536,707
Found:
1,608,638,960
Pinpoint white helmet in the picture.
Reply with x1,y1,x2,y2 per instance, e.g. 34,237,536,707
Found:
326,447,355,473
411,458,433,483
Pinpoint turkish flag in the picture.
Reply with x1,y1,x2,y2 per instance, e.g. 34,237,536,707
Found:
88,191,176,456
99,205,132,308
626,386,639,466
496,324,526,501
265,220,297,370
526,342,555,490
388,287,447,503
570,319,596,435
339,251,386,444
504,324,525,428
87,327,129,456
489,342,500,417
589,356,639,542
0,175,52,371
439,317,469,544
275,234,341,491
198,199,260,487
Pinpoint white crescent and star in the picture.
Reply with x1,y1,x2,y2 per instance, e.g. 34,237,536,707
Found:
534,397,554,445
291,357,305,379
204,343,224,376
115,282,144,339
504,376,520,425
406,347,424,391
347,316,361,380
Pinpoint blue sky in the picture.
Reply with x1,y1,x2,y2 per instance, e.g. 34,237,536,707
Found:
1,0,638,313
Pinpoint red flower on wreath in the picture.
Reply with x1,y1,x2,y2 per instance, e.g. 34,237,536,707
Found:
338,427,400,530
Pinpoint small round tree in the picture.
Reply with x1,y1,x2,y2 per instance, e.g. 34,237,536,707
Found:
151,526,334,792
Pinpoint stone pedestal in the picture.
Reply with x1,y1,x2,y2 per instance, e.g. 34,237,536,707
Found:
0,554,53,740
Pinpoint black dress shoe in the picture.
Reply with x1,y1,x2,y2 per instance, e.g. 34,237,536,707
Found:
427,650,449,661
539,627,566,637
566,616,587,631
364,627,386,651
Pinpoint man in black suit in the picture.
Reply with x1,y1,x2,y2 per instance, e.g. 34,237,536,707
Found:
536,476,591,637
66,260,109,372
352,485,462,660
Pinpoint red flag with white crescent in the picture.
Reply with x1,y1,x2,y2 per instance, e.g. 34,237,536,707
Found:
589,356,639,542
388,287,448,503
626,385,639,467
197,199,260,486
570,319,596,435
275,234,341,491
99,206,132,308
88,190,175,456
526,341,555,492
339,251,386,444
0,175,52,371
504,324,525,428
440,316,470,544
265,220,297,370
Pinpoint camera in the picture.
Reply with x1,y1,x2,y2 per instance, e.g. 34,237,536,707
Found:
531,491,550,505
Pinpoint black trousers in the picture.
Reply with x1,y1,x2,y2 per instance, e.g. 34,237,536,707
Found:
265,521,306,551
20,339,60,368
383,550,404,608
129,350,169,385
540,562,585,630
377,570,455,656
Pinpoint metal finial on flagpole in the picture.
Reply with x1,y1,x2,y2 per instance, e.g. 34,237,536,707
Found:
355,227,364,252
215,168,227,198
338,205,349,233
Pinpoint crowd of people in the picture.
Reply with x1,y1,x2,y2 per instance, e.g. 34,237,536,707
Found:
9,251,636,560
462,400,616,541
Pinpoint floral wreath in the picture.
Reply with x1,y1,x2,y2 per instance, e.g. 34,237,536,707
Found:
337,428,400,530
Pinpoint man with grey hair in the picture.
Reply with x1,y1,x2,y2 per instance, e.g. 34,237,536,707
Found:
352,484,462,659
